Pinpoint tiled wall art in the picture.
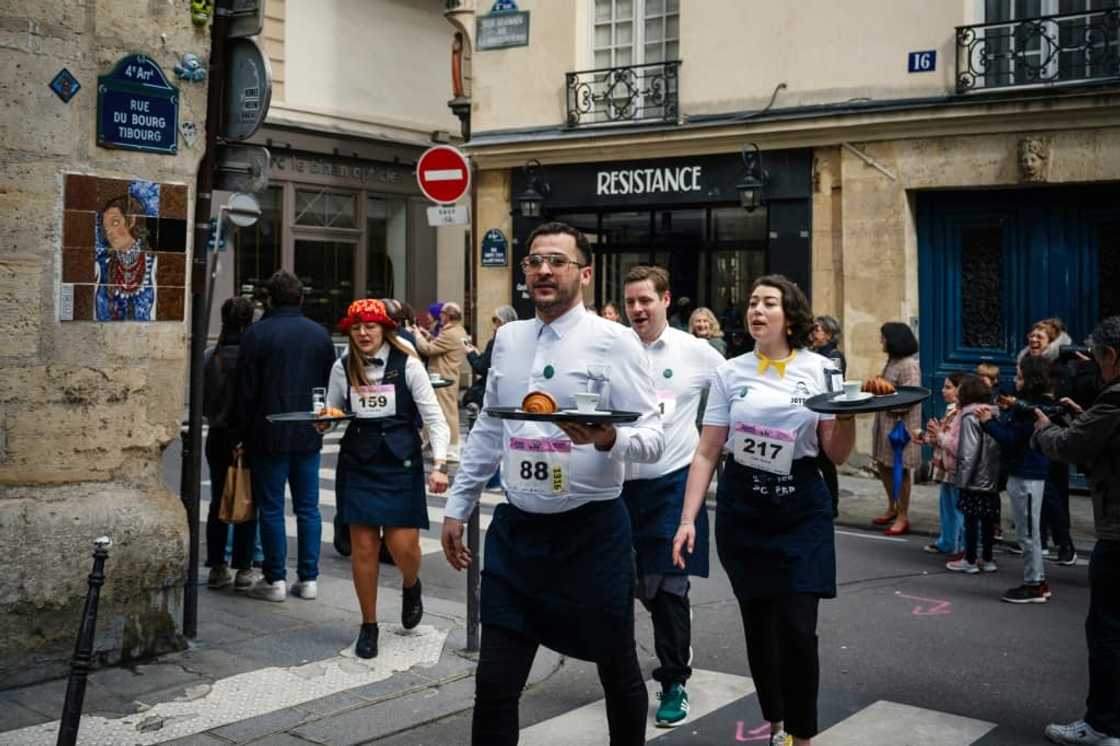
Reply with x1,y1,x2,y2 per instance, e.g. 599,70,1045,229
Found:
61,174,188,321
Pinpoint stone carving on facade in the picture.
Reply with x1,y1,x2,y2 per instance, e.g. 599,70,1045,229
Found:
1017,137,1049,183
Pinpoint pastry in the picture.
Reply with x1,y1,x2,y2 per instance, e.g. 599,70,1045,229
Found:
521,391,559,414
861,376,897,396
319,406,345,418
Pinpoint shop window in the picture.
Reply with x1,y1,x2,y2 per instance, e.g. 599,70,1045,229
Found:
234,186,282,298
294,188,356,229
367,197,407,301
294,239,355,334
959,224,1007,349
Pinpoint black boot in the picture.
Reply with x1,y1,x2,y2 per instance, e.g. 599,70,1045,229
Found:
356,623,378,659
402,579,423,630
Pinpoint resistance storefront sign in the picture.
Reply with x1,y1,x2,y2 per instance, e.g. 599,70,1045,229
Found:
97,54,179,155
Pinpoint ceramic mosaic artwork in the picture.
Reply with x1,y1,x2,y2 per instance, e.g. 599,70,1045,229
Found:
61,174,188,321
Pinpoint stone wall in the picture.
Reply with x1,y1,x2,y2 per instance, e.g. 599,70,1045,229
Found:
0,0,210,686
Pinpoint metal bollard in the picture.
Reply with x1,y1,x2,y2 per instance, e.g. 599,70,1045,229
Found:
57,537,112,746
463,403,481,653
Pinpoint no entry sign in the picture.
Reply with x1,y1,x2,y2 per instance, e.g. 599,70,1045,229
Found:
416,145,471,204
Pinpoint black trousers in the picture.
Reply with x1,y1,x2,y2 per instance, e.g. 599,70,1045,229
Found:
738,593,820,739
1040,464,1074,551
964,515,995,564
640,588,692,687
1086,540,1120,737
472,624,647,745
204,427,257,570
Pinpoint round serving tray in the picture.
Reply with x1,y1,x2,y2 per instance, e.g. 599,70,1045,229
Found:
266,411,356,424
485,407,641,425
805,385,931,415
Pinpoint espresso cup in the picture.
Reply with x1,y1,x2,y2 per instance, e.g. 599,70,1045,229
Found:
842,380,862,400
572,392,601,413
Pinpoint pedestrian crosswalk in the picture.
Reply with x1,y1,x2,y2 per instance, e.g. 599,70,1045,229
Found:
519,672,998,745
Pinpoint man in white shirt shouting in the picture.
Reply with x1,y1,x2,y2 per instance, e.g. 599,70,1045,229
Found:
622,265,725,728
442,222,664,746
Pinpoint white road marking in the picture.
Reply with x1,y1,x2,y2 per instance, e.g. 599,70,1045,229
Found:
0,627,448,746
519,668,754,744
816,700,995,745
836,529,908,543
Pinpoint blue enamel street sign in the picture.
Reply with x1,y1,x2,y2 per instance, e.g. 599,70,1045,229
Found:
97,54,179,155
481,228,509,267
907,50,937,73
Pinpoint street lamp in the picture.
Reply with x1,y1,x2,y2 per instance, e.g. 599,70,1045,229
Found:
515,159,550,217
736,143,769,212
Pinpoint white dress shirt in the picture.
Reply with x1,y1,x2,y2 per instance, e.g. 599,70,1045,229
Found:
627,324,725,481
704,349,835,460
325,343,451,461
444,303,664,521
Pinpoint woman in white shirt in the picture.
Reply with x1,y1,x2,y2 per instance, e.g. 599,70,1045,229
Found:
325,299,450,659
672,275,855,746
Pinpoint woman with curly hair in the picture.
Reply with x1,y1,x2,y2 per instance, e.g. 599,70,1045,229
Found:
673,275,856,746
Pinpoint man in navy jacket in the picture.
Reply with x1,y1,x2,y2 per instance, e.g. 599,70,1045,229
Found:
235,270,336,602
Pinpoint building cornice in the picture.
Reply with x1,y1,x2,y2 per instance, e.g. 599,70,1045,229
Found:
463,88,1120,168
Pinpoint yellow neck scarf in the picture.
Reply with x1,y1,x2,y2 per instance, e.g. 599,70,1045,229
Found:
757,349,796,379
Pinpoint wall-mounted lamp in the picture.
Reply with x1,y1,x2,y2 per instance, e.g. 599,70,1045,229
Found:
515,159,551,218
736,143,769,212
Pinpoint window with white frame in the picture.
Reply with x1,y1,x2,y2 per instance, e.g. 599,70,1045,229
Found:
979,0,1119,87
593,0,679,70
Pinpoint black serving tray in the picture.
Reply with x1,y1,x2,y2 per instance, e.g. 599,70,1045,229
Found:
485,407,641,425
805,385,931,415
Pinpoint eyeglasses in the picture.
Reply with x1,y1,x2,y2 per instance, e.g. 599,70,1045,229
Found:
519,254,586,273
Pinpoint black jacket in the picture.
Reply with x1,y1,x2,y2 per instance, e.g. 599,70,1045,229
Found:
463,338,494,409
816,340,847,376
234,305,336,455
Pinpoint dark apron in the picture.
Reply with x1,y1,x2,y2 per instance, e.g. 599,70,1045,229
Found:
481,499,635,662
715,457,836,601
621,465,709,578
336,348,429,529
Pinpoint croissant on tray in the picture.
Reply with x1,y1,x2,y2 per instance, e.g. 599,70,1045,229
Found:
861,376,897,396
319,406,345,418
521,391,559,414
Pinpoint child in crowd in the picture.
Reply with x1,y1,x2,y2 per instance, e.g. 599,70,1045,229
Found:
978,356,1053,603
947,375,1003,574
975,361,1007,542
920,373,966,558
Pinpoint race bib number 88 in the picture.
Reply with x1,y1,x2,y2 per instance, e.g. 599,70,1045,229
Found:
732,422,796,476
504,437,571,496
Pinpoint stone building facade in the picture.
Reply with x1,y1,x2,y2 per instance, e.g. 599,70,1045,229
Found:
0,0,211,685
447,0,1120,461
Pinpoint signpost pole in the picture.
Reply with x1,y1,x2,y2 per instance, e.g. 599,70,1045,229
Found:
182,8,229,640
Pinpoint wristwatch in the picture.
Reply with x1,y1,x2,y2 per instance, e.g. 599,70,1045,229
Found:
434,463,449,474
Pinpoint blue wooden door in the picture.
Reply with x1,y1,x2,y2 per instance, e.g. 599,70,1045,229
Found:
918,187,1119,418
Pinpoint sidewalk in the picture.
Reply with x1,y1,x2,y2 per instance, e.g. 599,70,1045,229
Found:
0,574,559,746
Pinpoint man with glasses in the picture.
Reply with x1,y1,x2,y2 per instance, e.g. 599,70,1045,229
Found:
442,221,664,745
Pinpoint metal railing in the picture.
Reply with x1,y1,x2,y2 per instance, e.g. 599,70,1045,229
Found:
565,60,681,127
956,7,1120,93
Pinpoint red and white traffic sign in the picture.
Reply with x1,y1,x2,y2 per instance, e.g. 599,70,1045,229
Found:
416,145,471,205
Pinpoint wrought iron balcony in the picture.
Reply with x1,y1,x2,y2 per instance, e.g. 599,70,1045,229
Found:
956,7,1120,93
565,60,681,128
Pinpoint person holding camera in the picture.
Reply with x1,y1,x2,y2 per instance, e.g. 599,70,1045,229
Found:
977,356,1055,603
1033,315,1120,746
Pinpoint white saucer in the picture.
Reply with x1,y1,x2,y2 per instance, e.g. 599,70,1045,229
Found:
833,391,874,404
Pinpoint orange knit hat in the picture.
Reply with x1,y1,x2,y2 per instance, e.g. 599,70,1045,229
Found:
338,298,396,332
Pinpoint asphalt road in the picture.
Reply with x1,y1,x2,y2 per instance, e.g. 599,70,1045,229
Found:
164,429,1092,744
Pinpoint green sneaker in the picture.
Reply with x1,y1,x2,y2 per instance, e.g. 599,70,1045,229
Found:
655,683,689,727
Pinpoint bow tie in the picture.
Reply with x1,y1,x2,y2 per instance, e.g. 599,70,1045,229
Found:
364,357,384,367
757,350,796,379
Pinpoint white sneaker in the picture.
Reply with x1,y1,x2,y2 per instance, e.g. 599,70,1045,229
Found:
248,578,286,602
291,580,318,600
207,565,234,589
1045,719,1120,745
234,568,260,592
980,560,998,573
